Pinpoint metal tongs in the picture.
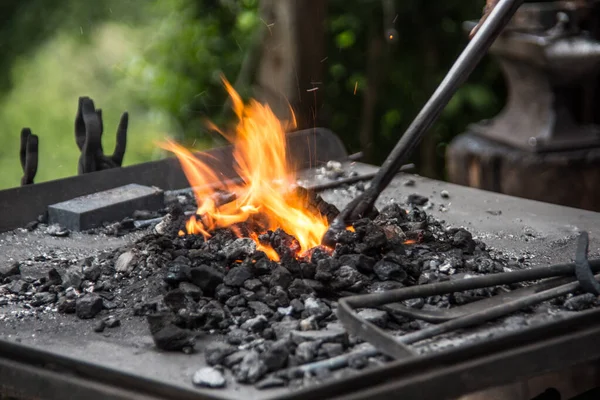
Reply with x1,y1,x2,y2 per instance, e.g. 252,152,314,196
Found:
322,0,522,246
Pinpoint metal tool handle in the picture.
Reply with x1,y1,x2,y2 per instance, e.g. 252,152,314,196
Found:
323,0,524,245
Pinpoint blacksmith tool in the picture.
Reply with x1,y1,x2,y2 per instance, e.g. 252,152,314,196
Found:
331,232,599,362
19,128,38,186
75,96,128,174
322,0,524,246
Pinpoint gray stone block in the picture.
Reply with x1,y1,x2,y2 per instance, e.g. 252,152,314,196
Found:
48,184,164,231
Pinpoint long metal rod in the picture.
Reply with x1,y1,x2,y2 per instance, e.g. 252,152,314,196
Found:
323,0,524,243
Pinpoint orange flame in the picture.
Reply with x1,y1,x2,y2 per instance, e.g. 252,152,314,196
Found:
160,77,330,260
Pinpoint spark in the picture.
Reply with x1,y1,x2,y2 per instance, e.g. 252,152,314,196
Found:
306,87,319,92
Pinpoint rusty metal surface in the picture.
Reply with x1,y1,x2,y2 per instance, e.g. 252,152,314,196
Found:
0,128,347,233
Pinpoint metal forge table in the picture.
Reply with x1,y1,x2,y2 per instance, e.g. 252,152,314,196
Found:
0,129,599,400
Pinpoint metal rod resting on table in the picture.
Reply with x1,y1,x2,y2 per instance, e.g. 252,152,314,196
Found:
322,0,524,245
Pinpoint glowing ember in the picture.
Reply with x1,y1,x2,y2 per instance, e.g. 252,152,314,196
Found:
160,77,330,260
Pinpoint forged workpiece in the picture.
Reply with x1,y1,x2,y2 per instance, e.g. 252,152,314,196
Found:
47,184,164,231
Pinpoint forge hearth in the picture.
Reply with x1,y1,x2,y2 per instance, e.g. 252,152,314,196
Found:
1,167,600,400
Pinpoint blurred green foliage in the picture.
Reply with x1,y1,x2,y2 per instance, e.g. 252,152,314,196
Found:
322,0,506,178
0,0,258,189
0,0,505,190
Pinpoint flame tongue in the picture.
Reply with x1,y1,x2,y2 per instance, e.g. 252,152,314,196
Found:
161,78,329,260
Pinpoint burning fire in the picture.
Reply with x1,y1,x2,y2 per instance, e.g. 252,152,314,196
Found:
160,78,329,260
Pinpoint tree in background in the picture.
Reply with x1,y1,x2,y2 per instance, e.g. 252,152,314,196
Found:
0,0,505,189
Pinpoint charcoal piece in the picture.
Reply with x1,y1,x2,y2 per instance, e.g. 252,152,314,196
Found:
133,297,161,316
48,184,164,232
303,298,331,320
405,298,425,309
295,341,320,364
335,230,358,246
179,282,202,300
330,266,368,292
355,226,388,253
303,279,326,295
94,320,106,333
224,350,249,368
226,329,246,345
104,316,121,328
356,309,388,328
256,376,287,390
374,204,408,225
270,229,301,258
269,286,290,307
198,301,227,330
221,238,256,261
290,328,348,346
163,289,188,312
253,258,273,276
192,367,226,388
224,266,253,287
310,247,331,265
46,268,62,285
240,287,257,301
373,260,407,282
262,327,276,340
452,229,476,254
83,264,102,282
75,293,103,319
225,295,247,308
290,298,304,314
406,194,428,206
241,314,269,332
261,339,290,371
474,258,502,274
147,313,196,352
240,278,261,292
190,265,224,296
235,350,268,384
31,292,57,306
188,249,215,263
165,263,192,286
216,285,239,304
315,259,340,282
205,342,237,366
0,262,20,279
406,208,427,222
272,319,300,340
338,254,376,274
57,296,76,313
172,254,191,264
269,266,293,289
248,301,274,317
319,342,344,358
288,279,315,298
564,293,598,311
299,263,316,279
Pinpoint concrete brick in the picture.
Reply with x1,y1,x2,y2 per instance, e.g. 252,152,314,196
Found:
48,184,164,231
